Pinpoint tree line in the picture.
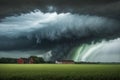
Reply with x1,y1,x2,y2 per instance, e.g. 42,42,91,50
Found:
0,56,47,64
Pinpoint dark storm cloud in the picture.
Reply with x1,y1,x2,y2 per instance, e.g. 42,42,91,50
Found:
0,36,36,50
0,0,120,19
0,0,119,52
0,0,120,62
0,10,120,50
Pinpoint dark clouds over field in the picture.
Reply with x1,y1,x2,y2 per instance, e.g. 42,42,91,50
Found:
0,0,120,62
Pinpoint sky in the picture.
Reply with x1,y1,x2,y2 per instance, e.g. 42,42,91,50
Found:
0,0,120,62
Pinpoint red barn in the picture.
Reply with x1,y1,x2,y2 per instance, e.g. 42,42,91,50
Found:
17,58,24,64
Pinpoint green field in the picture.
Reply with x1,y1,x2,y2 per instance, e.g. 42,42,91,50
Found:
0,64,120,80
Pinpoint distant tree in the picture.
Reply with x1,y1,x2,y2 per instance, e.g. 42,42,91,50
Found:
0,57,17,63
29,58,34,64
29,56,45,63
38,57,45,63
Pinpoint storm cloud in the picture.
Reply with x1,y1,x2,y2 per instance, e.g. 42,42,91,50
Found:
0,10,120,50
0,0,120,20
0,0,120,62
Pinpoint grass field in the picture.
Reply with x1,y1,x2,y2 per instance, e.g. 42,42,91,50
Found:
0,64,120,80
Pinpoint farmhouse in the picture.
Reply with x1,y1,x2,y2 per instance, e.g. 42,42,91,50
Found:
55,60,74,64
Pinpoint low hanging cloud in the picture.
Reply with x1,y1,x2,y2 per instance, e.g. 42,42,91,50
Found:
0,10,120,49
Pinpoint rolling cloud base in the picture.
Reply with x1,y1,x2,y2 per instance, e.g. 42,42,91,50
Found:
0,9,120,62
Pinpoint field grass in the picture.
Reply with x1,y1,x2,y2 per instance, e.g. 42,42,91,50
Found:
0,64,120,80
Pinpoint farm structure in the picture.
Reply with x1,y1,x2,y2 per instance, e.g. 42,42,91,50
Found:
55,60,74,64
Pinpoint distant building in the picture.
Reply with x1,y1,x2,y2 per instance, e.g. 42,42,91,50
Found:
17,58,24,64
17,57,34,64
22,58,29,63
55,60,74,64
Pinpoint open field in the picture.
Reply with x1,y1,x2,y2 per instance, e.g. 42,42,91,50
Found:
0,64,120,80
